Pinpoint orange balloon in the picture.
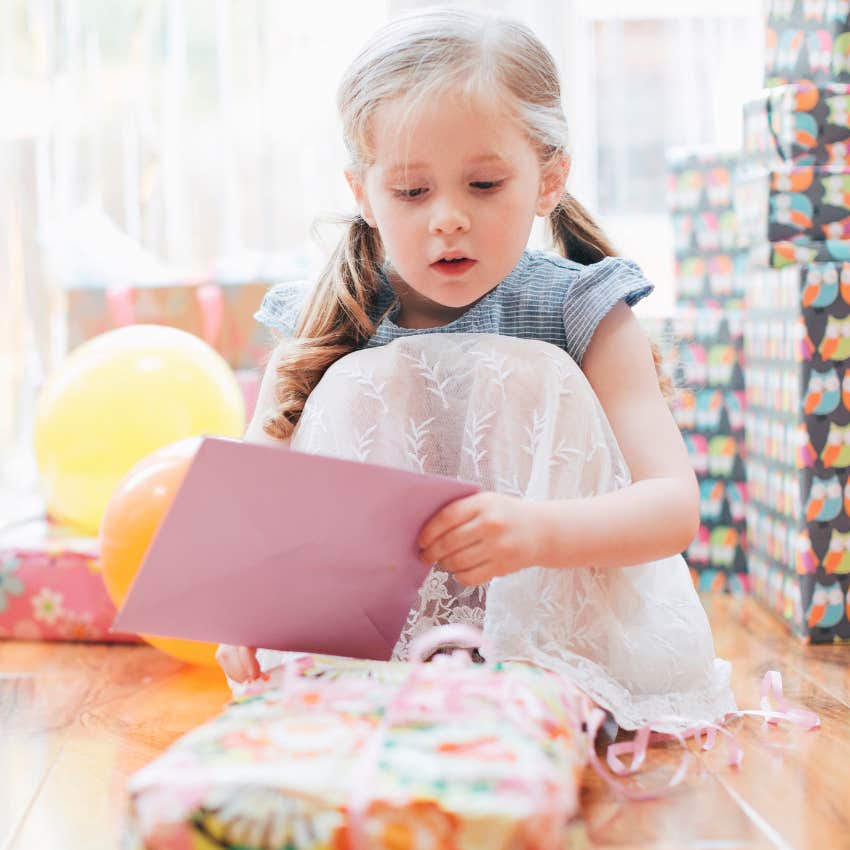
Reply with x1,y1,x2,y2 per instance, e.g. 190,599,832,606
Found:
99,437,218,666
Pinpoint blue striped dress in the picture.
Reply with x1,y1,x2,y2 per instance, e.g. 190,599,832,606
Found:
254,248,653,365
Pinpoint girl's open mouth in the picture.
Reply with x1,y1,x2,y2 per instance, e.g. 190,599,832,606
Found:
431,258,477,275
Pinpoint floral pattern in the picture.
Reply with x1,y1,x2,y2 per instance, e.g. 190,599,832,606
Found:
0,520,139,643
125,653,591,850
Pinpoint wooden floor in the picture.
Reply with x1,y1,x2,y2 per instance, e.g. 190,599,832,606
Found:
0,595,847,850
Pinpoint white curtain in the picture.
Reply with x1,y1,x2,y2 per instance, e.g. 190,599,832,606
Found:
0,0,765,498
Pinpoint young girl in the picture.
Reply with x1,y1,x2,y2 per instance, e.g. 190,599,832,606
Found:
217,7,736,732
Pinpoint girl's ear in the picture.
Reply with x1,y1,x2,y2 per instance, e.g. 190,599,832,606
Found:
536,155,571,217
344,170,377,227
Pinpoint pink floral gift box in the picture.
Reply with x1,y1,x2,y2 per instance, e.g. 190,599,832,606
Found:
124,653,591,850
0,519,139,643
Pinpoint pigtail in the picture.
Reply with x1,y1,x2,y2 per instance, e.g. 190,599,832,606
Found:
549,192,615,264
549,192,676,401
263,215,386,440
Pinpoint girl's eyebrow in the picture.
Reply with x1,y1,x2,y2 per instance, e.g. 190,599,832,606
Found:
384,153,510,178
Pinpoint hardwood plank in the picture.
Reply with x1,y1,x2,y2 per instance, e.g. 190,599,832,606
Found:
0,596,847,850
583,754,776,850
706,595,850,709
0,663,92,849
580,595,849,850
2,644,229,850
688,597,850,850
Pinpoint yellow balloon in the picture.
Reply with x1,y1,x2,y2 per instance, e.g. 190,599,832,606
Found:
35,325,245,535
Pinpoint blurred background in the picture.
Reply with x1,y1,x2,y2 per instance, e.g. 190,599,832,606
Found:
0,0,766,503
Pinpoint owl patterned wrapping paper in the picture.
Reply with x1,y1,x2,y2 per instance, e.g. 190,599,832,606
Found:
742,82,850,168
765,0,850,88
640,312,749,596
667,150,749,308
736,165,850,246
123,653,591,850
744,259,850,641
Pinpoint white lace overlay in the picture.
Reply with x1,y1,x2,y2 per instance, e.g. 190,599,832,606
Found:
285,333,736,731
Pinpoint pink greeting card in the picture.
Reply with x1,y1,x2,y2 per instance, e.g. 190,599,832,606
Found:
112,437,480,660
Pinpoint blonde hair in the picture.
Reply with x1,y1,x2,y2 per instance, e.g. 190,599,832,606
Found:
264,7,671,439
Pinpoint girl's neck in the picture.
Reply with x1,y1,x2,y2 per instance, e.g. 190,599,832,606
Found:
387,268,493,329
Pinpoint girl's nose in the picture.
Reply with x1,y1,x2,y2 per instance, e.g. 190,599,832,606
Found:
429,201,471,235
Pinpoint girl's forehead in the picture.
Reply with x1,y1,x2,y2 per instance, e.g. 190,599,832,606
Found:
366,90,528,172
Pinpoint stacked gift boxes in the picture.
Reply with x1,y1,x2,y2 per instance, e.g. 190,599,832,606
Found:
665,150,750,594
744,261,850,640
739,75,850,639
765,0,850,88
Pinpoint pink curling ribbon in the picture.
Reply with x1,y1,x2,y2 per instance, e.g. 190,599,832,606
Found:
584,669,819,801
264,634,821,834
347,623,575,850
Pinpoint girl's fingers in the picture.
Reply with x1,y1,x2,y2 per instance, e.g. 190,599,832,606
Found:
216,645,259,682
421,521,483,565
239,646,260,680
419,496,480,549
452,563,492,587
440,541,490,573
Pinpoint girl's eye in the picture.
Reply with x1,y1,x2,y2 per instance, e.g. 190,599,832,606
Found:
470,180,503,190
393,188,427,199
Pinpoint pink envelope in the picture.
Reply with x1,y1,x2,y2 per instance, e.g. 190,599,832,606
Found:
111,437,480,660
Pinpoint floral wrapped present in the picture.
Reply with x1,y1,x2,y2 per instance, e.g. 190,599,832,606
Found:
124,652,591,850
0,519,138,642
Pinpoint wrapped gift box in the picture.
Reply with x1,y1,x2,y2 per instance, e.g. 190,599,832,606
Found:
675,307,749,594
743,82,850,168
752,235,850,267
765,0,850,87
124,653,590,850
667,149,749,309
640,311,749,595
735,164,850,246
0,519,138,642
744,258,850,641
674,252,748,304
64,280,281,371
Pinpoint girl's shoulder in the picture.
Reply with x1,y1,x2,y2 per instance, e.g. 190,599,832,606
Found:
254,280,312,337
513,249,648,299
504,250,654,366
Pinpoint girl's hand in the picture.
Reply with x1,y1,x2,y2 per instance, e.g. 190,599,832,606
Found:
215,644,261,683
418,492,540,586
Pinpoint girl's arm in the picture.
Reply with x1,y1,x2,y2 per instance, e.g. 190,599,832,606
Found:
532,300,700,569
243,340,292,448
217,340,291,684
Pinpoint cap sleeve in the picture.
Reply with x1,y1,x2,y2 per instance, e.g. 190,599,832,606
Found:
562,257,654,365
254,280,312,336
